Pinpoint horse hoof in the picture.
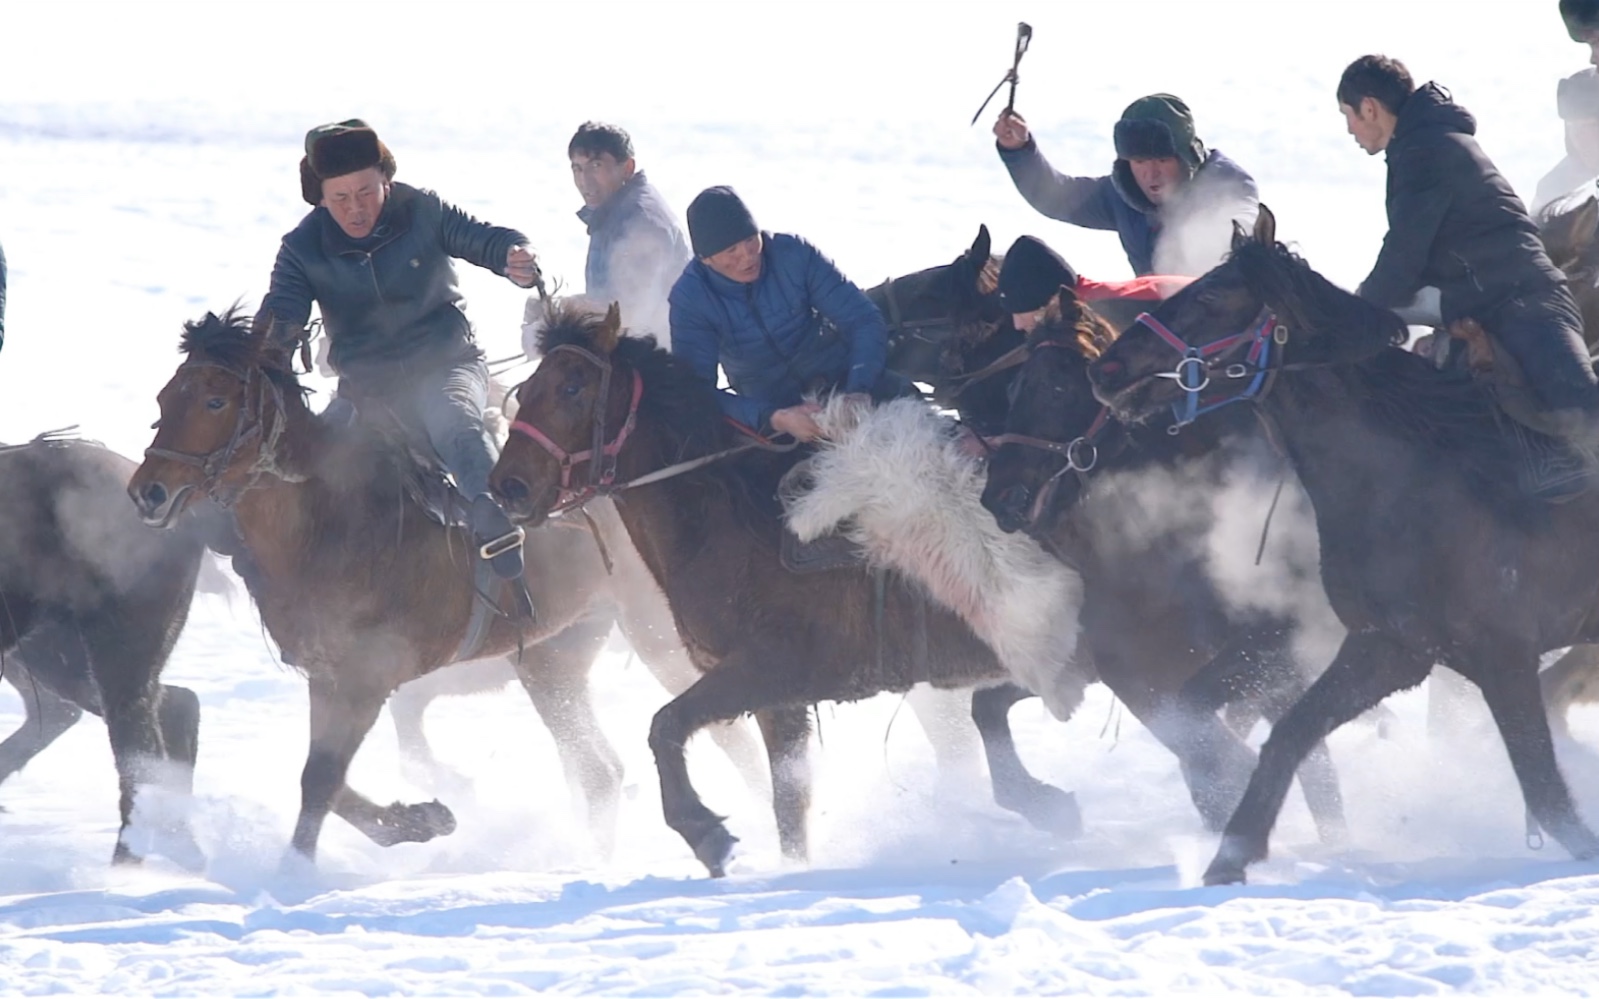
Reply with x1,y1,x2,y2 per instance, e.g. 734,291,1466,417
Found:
693,825,738,878
1202,863,1247,887
380,800,457,846
111,841,143,867
1028,788,1083,839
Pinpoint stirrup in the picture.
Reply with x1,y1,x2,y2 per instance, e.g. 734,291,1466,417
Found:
479,527,525,562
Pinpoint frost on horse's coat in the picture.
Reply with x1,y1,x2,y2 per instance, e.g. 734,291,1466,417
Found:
786,396,1090,720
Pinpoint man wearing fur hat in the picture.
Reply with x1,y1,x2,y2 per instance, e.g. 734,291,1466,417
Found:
993,94,1258,278
259,119,541,582
668,185,906,441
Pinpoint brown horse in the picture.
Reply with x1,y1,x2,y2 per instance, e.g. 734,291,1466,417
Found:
128,309,634,863
491,302,1086,877
2,435,209,865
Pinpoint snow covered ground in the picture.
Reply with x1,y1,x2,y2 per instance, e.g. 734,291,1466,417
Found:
2,0,1599,993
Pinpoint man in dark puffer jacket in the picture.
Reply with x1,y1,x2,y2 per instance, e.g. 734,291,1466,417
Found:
668,186,907,440
259,119,541,581
1338,55,1599,440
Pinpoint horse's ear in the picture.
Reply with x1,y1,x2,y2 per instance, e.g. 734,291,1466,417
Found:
596,302,623,354
1058,283,1081,306
1231,219,1250,253
972,224,991,263
1252,204,1278,247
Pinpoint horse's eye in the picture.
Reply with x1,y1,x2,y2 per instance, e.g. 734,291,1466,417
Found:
562,379,584,398
206,397,227,411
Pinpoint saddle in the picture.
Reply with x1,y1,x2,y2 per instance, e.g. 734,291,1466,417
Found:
1421,319,1598,500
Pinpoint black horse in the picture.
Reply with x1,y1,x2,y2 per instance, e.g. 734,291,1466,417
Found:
979,290,1346,838
0,435,208,864
1090,206,1599,884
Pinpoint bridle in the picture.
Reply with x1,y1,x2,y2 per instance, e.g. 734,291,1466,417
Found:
1132,308,1290,430
508,343,643,512
143,359,297,506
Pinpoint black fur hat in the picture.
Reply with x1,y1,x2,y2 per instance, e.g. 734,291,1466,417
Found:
998,235,1079,314
298,119,397,206
1564,0,1599,41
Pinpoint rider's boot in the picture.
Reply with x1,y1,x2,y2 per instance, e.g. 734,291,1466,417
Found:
470,493,525,581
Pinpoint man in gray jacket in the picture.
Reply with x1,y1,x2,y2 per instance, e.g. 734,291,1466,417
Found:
994,93,1258,277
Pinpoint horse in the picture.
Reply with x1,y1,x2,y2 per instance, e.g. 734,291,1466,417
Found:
978,291,1347,837
491,301,1091,877
129,309,643,863
0,435,209,865
1089,205,1599,884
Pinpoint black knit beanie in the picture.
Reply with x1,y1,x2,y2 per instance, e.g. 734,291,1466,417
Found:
687,186,758,259
298,119,397,206
998,236,1079,314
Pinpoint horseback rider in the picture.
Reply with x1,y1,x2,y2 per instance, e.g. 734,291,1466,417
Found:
1533,66,1599,212
528,122,689,347
993,94,1258,278
1337,55,1599,441
668,186,909,442
998,234,1191,333
259,119,539,582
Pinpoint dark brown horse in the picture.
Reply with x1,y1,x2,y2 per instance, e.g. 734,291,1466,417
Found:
491,302,1086,877
1090,207,1599,884
128,310,632,863
1,435,207,864
980,292,1346,838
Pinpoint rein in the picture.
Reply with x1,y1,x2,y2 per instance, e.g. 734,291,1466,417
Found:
508,345,797,516
143,359,297,506
1133,309,1290,430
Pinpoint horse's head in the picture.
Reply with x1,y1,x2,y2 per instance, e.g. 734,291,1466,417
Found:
129,308,301,527
981,289,1116,534
492,300,639,526
1089,205,1406,426
879,224,1006,384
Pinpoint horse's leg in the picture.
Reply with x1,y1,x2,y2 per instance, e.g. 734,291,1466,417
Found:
0,667,83,791
1475,648,1599,861
904,685,986,789
1540,643,1599,739
650,648,808,877
753,706,812,862
155,684,200,793
512,611,624,854
291,671,396,861
386,679,448,790
1180,630,1348,845
1204,631,1432,886
970,682,1080,837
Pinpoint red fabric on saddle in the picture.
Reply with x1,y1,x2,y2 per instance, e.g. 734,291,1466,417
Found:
1075,274,1195,302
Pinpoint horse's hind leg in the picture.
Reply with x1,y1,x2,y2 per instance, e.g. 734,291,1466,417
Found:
650,648,809,877
1476,648,1599,861
1204,631,1432,885
970,683,1080,837
0,666,83,791
513,610,624,853
156,684,200,791
754,706,811,862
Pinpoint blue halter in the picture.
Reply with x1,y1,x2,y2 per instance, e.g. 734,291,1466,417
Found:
1130,309,1288,429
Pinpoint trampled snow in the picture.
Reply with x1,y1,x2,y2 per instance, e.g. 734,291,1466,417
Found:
1,1,1597,994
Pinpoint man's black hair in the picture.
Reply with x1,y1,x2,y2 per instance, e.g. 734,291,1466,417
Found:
568,121,634,163
1337,55,1416,117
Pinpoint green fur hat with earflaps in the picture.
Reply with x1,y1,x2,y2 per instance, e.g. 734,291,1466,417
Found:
1112,94,1207,177
297,119,398,206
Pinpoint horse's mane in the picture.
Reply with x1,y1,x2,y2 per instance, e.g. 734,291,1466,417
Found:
1231,241,1533,511
534,300,792,545
179,306,307,402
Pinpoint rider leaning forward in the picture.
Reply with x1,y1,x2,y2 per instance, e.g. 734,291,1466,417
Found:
1338,56,1599,447
667,185,910,442
259,119,539,582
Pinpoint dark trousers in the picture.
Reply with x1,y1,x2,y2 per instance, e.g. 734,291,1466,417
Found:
1485,285,1599,414
340,354,498,499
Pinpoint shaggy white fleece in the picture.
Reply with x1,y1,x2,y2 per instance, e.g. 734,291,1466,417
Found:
785,396,1091,721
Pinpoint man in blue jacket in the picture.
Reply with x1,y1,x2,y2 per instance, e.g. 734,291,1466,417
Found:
557,122,689,342
668,186,905,441
260,119,540,582
994,94,1258,278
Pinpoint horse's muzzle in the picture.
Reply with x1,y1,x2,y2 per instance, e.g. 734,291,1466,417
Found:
129,479,192,529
